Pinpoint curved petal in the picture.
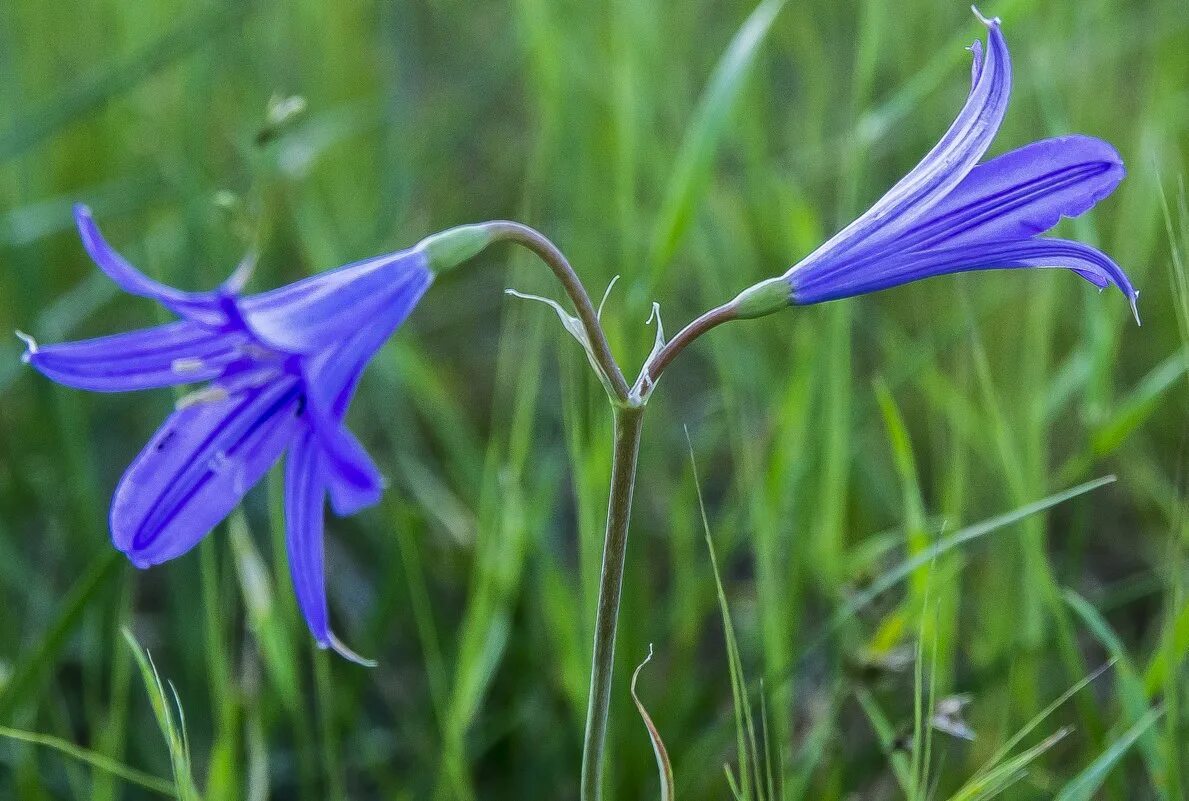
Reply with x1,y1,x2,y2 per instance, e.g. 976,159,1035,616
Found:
111,375,303,567
899,135,1125,251
237,249,432,354
284,427,376,666
300,264,429,417
24,320,248,392
293,262,432,514
304,395,385,516
285,427,330,642
74,205,229,327
791,237,1139,323
785,12,1010,274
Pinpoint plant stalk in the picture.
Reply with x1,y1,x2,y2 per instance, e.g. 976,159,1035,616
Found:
637,302,737,394
580,404,646,801
481,220,631,401
462,221,752,798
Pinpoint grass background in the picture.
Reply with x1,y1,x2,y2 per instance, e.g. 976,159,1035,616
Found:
0,0,1186,798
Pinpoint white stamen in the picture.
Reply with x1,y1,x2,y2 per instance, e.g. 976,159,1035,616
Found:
175,385,230,410
224,251,257,293
171,357,208,374
221,366,282,393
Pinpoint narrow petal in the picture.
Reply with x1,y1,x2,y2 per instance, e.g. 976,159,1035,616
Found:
293,265,432,514
785,13,1010,274
237,249,432,354
111,375,303,567
284,428,330,642
304,396,385,516
25,320,248,392
285,427,376,666
897,136,1125,251
74,205,229,327
791,237,1139,323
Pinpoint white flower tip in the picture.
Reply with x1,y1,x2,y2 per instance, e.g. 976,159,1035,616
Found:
970,6,999,27
1130,291,1141,327
14,330,38,361
326,632,378,667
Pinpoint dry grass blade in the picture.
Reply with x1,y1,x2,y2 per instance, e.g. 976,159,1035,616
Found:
632,644,675,801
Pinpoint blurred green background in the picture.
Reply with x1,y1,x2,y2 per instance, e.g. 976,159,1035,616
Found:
0,0,1186,798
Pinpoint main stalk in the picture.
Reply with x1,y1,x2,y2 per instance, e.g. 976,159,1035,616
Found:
580,404,646,801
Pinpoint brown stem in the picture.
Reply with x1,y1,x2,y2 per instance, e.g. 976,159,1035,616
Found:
484,221,631,402
634,302,738,395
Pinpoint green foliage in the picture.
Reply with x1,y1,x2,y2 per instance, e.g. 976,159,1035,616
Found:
0,0,1186,798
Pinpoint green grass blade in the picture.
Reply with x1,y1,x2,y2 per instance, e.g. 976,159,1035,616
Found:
1063,589,1167,790
807,476,1117,655
692,435,756,800
1053,706,1166,801
0,1,257,161
121,629,200,801
647,0,787,287
950,728,1072,801
966,661,1114,787
0,549,121,721
0,725,176,797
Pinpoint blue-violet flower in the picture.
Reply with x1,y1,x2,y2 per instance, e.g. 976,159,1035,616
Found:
773,10,1138,321
22,205,437,663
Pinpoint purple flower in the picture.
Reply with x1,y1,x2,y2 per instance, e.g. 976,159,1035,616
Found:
22,205,434,663
782,10,1138,321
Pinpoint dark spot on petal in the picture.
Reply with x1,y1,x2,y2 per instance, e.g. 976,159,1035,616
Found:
155,430,177,452
295,393,306,417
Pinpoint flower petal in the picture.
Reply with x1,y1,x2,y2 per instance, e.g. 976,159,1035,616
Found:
237,249,432,354
25,320,249,392
285,427,330,642
898,136,1125,251
791,237,1139,323
304,398,385,516
111,375,303,567
294,261,432,514
284,427,376,666
300,265,428,418
74,205,229,327
785,13,1010,274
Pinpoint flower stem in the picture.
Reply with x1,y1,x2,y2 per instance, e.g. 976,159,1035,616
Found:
636,302,737,394
454,221,770,797
481,221,631,402
580,403,645,801
636,275,791,394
